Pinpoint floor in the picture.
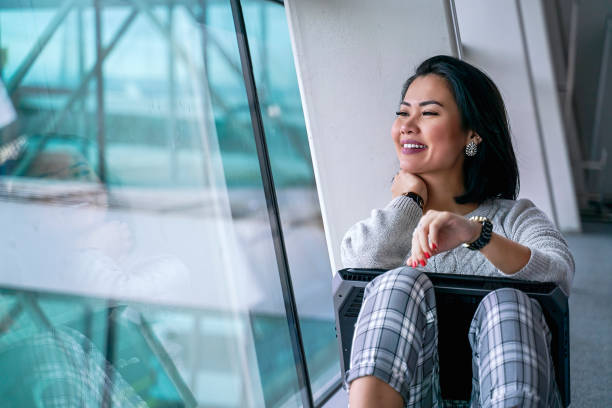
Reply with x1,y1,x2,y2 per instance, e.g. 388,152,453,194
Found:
323,221,612,407
565,222,612,406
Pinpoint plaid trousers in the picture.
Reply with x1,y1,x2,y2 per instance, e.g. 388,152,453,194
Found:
344,267,562,408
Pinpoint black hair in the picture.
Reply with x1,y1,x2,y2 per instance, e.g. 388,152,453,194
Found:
401,55,519,204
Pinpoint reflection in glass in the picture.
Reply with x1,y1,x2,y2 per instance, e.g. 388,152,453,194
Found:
0,1,312,406
241,0,341,400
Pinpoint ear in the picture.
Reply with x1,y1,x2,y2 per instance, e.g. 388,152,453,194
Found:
466,131,482,145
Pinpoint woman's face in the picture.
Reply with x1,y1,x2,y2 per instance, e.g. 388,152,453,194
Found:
391,74,475,176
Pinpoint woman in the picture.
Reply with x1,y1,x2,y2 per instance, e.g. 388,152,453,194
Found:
341,55,574,408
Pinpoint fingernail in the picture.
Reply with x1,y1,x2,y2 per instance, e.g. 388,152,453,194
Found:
412,261,417,268
419,259,426,266
432,243,437,250
424,252,430,259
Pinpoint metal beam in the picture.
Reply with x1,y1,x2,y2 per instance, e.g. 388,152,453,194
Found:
10,8,139,177
41,10,137,142
167,2,179,182
139,313,198,408
94,0,107,183
208,31,243,78
7,0,77,94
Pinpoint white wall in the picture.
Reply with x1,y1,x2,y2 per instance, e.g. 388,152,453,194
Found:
455,0,580,231
285,0,459,273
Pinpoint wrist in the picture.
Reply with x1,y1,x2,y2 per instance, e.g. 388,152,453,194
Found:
401,191,424,210
463,216,493,250
468,221,482,243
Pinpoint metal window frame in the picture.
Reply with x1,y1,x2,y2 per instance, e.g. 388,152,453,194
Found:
229,0,314,407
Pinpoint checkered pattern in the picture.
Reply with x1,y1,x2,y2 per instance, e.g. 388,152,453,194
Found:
0,326,146,407
345,267,441,407
469,288,562,408
344,268,561,408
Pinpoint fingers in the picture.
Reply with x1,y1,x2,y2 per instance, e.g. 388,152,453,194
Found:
408,228,422,267
428,219,440,252
407,211,437,267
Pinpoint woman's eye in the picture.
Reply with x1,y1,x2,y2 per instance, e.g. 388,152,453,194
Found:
422,111,439,116
395,111,408,117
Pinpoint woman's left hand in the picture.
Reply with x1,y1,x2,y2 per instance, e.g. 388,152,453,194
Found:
407,210,481,267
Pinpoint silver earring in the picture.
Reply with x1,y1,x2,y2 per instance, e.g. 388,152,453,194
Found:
465,141,478,157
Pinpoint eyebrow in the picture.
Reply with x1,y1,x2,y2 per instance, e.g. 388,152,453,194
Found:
401,100,444,107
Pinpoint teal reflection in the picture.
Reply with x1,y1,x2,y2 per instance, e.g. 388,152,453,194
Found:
0,286,332,407
241,0,341,399
1,0,313,406
0,291,179,407
0,2,314,189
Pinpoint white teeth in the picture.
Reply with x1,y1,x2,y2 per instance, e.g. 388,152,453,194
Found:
403,143,426,149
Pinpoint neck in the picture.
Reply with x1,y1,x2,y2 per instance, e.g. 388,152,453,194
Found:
420,170,478,215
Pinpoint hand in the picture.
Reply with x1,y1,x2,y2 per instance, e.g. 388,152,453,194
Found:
391,170,428,205
406,210,481,267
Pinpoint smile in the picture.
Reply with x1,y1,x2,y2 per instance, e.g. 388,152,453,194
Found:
400,140,428,154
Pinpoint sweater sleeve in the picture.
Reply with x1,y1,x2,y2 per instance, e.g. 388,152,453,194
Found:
500,199,575,295
340,195,422,269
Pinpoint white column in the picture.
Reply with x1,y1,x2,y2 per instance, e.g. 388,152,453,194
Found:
285,0,459,273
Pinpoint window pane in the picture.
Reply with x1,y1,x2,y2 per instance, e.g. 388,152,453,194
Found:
240,0,341,400
0,1,304,406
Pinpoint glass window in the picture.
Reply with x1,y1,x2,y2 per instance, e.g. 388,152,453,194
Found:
240,0,341,401
0,1,317,406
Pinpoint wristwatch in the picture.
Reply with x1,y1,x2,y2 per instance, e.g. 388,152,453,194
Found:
401,192,424,210
463,216,493,250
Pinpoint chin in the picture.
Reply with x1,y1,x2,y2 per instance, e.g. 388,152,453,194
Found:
399,160,422,173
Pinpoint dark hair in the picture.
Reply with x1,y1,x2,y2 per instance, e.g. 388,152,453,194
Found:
401,55,519,204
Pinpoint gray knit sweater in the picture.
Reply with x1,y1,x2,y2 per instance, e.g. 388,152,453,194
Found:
340,195,574,295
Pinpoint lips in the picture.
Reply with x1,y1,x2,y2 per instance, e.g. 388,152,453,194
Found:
400,139,427,154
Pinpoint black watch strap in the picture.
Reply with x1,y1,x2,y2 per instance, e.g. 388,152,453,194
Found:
463,216,493,250
401,192,424,210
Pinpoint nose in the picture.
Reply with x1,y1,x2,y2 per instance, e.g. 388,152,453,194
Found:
400,121,416,135
398,113,418,135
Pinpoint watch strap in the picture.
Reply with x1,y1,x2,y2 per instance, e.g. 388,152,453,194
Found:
463,216,493,250
401,192,424,210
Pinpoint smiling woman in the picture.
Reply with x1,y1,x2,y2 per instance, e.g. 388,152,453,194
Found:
340,55,574,408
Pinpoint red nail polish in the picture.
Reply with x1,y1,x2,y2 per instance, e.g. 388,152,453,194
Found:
420,259,426,266
424,252,430,259
412,261,417,268
432,243,438,250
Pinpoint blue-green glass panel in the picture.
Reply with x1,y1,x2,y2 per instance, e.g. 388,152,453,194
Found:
241,0,341,400
0,1,306,406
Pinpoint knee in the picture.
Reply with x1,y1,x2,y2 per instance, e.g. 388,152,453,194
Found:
477,287,537,318
362,267,436,323
366,266,433,300
471,287,545,341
